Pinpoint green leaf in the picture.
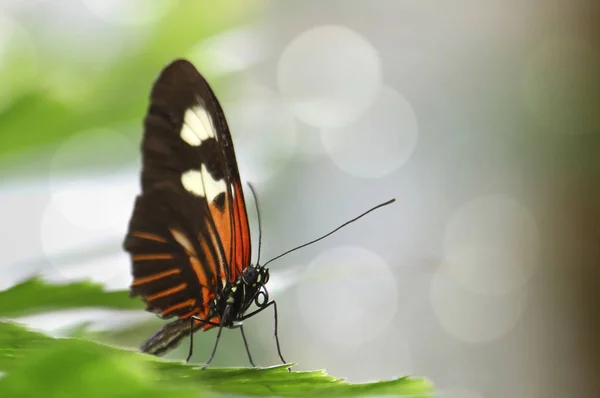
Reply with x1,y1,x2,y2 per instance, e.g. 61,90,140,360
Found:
0,322,203,398
157,362,435,397
0,322,436,397
0,277,138,317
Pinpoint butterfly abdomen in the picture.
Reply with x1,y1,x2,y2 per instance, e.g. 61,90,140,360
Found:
140,318,197,356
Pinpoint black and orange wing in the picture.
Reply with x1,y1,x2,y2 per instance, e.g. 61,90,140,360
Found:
123,59,252,353
124,184,224,355
136,59,251,283
126,184,224,323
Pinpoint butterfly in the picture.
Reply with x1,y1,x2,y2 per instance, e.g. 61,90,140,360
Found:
123,59,284,368
123,59,395,369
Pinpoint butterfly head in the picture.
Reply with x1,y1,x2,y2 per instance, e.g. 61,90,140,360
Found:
233,265,270,315
241,265,270,287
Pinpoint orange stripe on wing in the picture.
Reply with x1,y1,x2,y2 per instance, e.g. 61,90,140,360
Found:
161,299,195,316
232,181,251,279
199,232,222,283
189,256,210,287
132,253,174,261
208,192,232,276
200,316,221,331
146,283,187,301
131,269,180,286
179,307,201,320
131,232,168,243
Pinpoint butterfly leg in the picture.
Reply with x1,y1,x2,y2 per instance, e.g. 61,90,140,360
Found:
201,307,231,370
187,316,221,363
187,317,194,363
270,301,287,368
241,300,288,370
239,325,255,367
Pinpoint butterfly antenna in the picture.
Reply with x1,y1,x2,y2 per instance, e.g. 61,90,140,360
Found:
263,198,396,267
247,182,263,266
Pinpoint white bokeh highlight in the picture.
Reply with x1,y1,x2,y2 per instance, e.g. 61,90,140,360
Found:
296,128,328,161
48,129,138,231
223,83,297,183
39,251,132,291
430,264,527,344
277,25,382,128
42,128,139,287
322,85,418,178
296,246,398,347
0,181,50,290
443,194,540,295
49,128,137,184
40,175,136,288
266,266,305,298
188,26,266,76
82,0,176,26
46,174,137,233
524,34,600,135
14,309,151,337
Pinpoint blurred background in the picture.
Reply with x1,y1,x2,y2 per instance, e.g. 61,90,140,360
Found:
1,1,599,397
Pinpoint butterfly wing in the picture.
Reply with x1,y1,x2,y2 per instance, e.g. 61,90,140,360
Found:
123,59,252,353
125,184,224,354
126,184,224,321
138,59,251,280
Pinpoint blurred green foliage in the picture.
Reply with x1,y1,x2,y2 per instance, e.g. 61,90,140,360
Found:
0,277,138,317
0,1,251,166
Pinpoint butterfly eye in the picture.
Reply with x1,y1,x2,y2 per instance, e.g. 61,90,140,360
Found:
263,270,270,284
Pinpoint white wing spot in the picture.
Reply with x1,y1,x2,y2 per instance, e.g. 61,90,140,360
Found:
180,105,216,146
181,170,205,196
200,164,227,203
180,124,201,146
181,164,226,203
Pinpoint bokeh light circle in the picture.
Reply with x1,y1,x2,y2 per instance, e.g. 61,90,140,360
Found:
188,26,265,77
48,128,138,231
42,128,139,284
430,264,527,344
82,0,176,27
15,309,151,337
222,83,297,183
48,128,137,175
297,246,398,347
524,34,600,135
277,25,382,128
40,174,136,285
0,183,50,290
443,194,540,295
322,85,418,178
